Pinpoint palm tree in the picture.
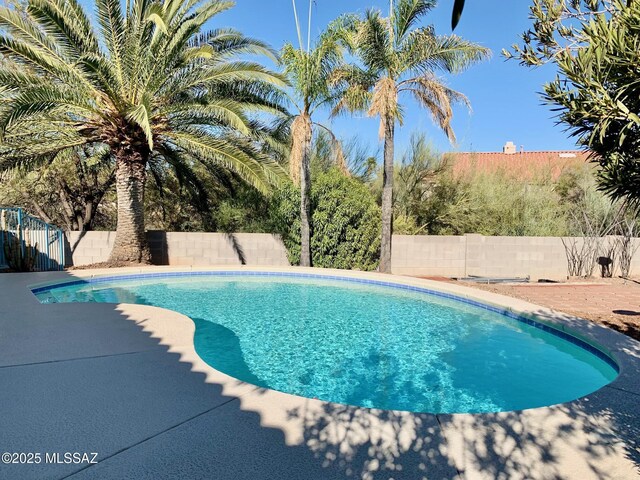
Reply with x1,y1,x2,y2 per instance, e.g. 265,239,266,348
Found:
281,20,344,267
332,0,490,273
0,0,286,263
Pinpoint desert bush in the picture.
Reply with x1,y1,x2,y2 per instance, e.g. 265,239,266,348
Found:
615,208,640,279
418,168,568,236
558,166,629,277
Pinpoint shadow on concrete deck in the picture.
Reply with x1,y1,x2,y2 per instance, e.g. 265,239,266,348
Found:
0,271,638,480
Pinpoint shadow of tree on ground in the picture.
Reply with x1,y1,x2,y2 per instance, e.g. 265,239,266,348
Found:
5,273,638,480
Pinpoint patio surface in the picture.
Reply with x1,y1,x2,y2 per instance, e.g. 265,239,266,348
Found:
0,267,639,480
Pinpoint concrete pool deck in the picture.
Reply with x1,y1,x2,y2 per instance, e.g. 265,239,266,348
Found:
0,266,639,480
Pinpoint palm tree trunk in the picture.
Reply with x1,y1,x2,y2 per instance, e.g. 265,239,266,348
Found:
299,113,313,267
109,148,151,264
379,115,394,273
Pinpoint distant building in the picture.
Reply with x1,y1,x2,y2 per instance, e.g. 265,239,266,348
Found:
446,142,592,180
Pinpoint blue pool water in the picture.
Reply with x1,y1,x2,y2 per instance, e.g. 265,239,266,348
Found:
34,273,618,414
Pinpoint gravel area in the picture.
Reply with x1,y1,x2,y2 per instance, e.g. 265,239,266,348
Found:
461,278,640,341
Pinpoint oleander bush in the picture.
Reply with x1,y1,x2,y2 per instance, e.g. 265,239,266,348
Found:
272,168,381,270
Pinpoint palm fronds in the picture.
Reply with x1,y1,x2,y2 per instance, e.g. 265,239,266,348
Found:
0,0,287,191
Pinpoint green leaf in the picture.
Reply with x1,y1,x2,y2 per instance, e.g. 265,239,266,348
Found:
628,112,640,125
146,12,168,35
616,100,630,114
126,103,153,149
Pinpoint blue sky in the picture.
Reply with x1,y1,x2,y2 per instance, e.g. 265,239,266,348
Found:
217,0,576,154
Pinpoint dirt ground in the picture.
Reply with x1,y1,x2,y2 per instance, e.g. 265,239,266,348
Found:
459,277,640,341
68,261,151,270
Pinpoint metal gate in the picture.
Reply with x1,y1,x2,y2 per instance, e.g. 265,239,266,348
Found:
0,208,65,271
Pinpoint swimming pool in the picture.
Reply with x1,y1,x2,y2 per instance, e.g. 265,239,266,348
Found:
33,272,618,414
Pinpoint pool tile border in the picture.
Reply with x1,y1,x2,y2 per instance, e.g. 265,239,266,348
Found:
31,270,620,372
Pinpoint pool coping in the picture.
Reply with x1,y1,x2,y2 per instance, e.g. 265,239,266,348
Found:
4,266,640,479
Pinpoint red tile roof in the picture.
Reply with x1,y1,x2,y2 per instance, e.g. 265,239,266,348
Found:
447,150,593,180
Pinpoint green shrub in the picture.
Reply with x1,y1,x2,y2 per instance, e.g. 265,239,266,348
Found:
418,169,569,236
272,169,381,270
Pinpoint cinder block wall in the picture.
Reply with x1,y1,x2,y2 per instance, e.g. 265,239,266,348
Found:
65,231,640,279
152,232,290,266
391,234,640,279
65,231,290,267
464,235,570,279
65,231,116,266
391,235,467,277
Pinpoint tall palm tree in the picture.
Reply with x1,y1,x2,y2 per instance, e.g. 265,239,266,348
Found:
281,20,344,267
0,0,286,263
332,0,490,273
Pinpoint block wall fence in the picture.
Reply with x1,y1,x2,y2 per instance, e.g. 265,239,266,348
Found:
65,231,640,280
64,232,290,269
